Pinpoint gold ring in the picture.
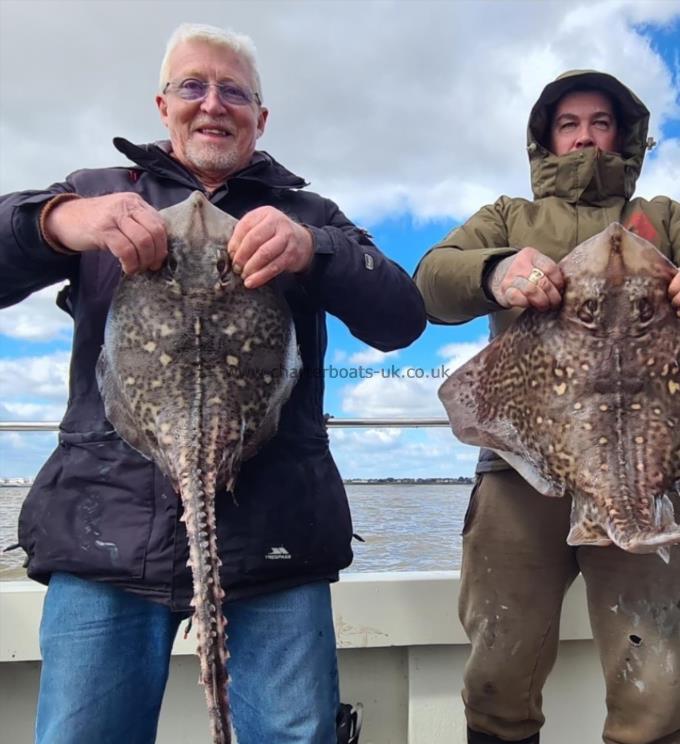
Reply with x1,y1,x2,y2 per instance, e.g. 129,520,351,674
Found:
527,267,545,285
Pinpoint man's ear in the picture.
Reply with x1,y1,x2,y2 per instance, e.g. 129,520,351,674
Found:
156,94,169,127
256,107,269,139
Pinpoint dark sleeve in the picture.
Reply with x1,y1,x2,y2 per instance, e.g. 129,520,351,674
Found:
413,198,517,325
0,181,80,308
301,198,426,351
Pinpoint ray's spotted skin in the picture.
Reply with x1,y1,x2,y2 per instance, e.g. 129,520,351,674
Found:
96,191,301,743
440,223,680,562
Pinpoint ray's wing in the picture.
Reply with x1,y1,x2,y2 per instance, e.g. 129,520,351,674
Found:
95,302,178,482
96,349,156,458
439,312,567,498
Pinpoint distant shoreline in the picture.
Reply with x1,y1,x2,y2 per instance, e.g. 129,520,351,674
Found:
1,477,474,487
344,477,474,485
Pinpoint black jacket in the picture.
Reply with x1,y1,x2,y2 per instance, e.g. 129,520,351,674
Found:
0,139,426,611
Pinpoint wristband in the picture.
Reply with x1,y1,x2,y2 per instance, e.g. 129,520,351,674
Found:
39,193,82,254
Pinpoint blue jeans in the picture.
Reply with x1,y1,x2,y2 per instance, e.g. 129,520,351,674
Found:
36,573,339,744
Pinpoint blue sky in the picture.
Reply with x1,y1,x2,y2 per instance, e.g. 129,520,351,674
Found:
1,1,679,479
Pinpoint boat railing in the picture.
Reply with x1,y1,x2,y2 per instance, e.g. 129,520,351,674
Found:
0,418,451,432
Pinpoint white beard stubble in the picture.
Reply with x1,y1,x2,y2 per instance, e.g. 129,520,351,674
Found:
185,138,241,176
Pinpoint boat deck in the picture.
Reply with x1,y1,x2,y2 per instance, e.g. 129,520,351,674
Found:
1,571,606,743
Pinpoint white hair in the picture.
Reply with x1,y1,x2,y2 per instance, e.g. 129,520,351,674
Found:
159,23,263,101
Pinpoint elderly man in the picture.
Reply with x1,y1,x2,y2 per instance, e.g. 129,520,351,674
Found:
0,23,425,744
415,70,680,744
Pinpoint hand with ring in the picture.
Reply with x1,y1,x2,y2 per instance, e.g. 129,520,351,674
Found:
527,267,545,285
486,247,564,311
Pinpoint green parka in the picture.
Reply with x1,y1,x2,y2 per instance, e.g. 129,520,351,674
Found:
414,69,680,472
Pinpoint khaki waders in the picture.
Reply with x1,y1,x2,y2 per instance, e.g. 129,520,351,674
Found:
460,470,680,744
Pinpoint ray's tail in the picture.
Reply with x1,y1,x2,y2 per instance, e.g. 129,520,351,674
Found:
179,460,232,744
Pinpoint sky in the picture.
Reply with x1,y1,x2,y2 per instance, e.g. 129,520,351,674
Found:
0,0,679,479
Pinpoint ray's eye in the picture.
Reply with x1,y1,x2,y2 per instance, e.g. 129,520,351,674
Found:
216,256,230,284
578,298,598,324
166,255,178,274
637,297,654,323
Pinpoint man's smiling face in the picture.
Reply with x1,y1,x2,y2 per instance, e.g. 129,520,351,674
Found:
156,39,268,189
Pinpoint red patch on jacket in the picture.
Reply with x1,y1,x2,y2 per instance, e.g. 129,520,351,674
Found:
625,212,657,244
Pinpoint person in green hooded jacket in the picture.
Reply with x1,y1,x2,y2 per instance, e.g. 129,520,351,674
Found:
415,70,680,744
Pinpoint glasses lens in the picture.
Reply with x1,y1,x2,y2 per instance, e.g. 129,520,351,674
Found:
170,79,256,106
217,83,253,106
178,79,207,100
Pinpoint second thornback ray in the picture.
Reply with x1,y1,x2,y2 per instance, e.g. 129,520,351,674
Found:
439,223,680,563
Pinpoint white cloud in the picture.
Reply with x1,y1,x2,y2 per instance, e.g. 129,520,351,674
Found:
635,138,680,200
0,352,70,405
0,430,59,478
0,283,71,341
332,427,403,449
437,338,489,372
348,347,399,365
0,353,67,476
562,0,680,30
329,426,479,479
0,402,66,421
333,336,488,474
0,0,677,227
339,337,487,418
341,372,443,418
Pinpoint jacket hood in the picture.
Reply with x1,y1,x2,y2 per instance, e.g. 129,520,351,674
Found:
112,137,308,191
526,70,651,203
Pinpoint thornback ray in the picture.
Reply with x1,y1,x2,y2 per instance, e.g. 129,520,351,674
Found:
439,223,680,562
96,191,301,743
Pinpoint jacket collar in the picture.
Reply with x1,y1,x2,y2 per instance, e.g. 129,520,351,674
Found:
528,145,631,205
112,137,308,191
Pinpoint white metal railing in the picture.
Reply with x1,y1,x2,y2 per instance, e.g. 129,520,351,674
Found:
0,418,451,432
0,421,62,431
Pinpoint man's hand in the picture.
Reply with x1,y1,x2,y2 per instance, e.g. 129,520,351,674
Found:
228,207,314,289
670,269,680,317
487,247,565,311
43,193,167,274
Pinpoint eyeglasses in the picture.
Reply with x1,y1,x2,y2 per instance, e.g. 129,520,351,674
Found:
163,78,262,107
